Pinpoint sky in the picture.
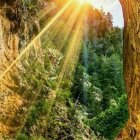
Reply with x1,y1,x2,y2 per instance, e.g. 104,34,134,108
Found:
91,0,124,27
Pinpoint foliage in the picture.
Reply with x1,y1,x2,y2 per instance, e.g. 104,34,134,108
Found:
90,95,128,139
16,133,29,140
15,44,63,139
21,0,38,10
14,2,127,140
71,26,128,139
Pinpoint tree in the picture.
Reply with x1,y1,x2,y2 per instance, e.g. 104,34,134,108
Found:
120,1,140,139
90,94,128,139
106,12,113,30
71,64,88,105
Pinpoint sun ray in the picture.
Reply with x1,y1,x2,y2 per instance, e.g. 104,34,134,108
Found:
4,0,87,134
56,6,83,51
56,5,86,91
78,0,88,4
38,6,86,122
44,3,82,43
41,4,84,52
0,0,74,81
0,0,75,134
42,5,75,41
0,0,91,136
39,3,56,20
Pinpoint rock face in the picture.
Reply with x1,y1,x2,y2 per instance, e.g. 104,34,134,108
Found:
0,0,40,137
120,0,140,139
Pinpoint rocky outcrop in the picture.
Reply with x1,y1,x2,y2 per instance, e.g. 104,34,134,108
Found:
0,0,40,138
120,0,140,139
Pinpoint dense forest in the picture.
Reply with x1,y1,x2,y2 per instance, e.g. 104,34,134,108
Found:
0,0,140,139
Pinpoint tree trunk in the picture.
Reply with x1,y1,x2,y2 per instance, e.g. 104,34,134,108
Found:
120,0,140,139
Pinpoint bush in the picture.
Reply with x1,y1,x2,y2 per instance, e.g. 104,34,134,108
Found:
90,95,128,139
16,133,29,140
